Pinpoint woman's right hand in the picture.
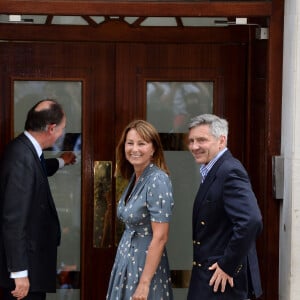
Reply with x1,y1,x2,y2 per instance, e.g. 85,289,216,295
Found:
132,281,150,300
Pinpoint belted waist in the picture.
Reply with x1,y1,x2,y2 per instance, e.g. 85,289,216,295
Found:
125,228,152,238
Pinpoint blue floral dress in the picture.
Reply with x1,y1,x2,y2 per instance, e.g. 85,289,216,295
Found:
106,164,174,300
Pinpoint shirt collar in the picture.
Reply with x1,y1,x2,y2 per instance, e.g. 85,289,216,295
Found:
200,147,228,179
24,131,43,158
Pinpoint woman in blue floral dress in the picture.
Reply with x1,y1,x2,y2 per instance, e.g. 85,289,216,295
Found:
106,120,174,300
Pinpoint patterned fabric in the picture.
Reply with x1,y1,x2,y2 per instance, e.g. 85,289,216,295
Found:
106,164,174,300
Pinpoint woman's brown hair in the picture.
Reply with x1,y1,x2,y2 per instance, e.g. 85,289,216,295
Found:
115,120,169,180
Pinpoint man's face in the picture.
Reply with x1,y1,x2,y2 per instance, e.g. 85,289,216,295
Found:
188,124,226,165
46,115,66,148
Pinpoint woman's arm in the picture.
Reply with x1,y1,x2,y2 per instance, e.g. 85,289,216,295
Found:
132,222,170,300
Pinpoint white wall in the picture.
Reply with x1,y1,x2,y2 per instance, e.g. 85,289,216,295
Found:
280,0,300,299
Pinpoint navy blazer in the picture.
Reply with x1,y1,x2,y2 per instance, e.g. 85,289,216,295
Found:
0,133,61,292
188,150,263,300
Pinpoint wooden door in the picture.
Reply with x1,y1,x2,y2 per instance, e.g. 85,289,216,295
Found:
0,31,272,299
114,42,250,299
0,41,116,300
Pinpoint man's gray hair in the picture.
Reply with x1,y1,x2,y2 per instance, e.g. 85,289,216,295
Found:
189,114,228,139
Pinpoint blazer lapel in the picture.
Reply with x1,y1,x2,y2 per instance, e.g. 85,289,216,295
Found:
19,133,47,177
19,133,58,213
192,150,232,228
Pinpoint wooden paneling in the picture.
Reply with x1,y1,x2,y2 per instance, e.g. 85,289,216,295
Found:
249,35,269,300
262,0,284,298
115,42,247,159
0,23,251,43
0,1,272,17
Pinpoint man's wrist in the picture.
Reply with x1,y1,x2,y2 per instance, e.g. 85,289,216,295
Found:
10,270,28,278
57,157,65,168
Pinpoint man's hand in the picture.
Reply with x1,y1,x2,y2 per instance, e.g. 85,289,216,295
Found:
11,277,30,300
208,262,234,293
60,152,76,165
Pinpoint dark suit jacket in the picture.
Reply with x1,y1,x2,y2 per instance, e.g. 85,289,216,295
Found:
187,150,263,300
0,133,61,292
45,158,60,176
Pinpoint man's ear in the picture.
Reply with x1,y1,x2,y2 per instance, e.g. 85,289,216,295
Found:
47,124,56,133
220,135,227,146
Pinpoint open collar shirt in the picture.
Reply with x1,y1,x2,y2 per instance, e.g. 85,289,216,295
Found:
200,147,228,183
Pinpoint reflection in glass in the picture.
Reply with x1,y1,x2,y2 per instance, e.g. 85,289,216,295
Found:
147,82,213,133
14,81,82,300
115,176,128,245
171,270,192,288
159,133,188,151
93,161,113,248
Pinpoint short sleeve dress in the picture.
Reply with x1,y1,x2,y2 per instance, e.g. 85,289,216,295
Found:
106,164,174,300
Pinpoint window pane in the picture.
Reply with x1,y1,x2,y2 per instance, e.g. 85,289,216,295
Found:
147,82,213,133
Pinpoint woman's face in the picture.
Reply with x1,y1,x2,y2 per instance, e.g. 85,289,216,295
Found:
125,128,154,171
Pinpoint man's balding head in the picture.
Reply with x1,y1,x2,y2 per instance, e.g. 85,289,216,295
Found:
25,99,65,132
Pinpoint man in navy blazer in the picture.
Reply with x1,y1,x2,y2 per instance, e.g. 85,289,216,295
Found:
187,114,263,300
0,100,67,300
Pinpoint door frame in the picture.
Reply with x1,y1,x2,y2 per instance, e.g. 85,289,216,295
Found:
0,1,284,299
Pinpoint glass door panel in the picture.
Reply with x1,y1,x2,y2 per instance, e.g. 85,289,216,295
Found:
147,81,213,299
14,80,82,300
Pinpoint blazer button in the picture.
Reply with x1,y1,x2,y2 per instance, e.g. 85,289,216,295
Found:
197,241,201,245
236,264,243,274
193,261,196,266
200,221,205,225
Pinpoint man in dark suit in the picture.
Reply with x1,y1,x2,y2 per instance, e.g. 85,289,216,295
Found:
0,99,67,300
187,114,263,300
45,152,76,177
